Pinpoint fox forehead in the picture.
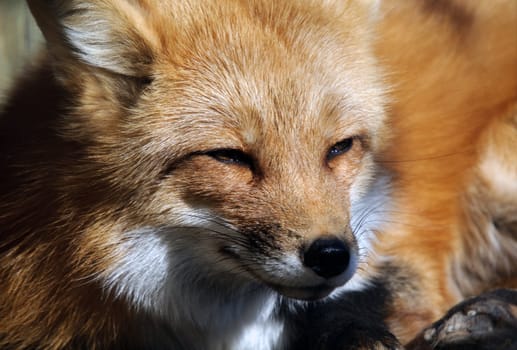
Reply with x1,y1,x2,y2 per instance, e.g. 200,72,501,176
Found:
138,12,385,158
56,0,386,160
145,83,370,154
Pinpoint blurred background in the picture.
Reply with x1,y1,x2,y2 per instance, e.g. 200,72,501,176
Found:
0,0,43,101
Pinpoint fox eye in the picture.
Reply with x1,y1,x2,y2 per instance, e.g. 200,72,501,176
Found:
326,138,354,162
206,149,254,168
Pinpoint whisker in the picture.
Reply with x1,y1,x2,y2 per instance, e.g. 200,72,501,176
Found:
377,149,475,164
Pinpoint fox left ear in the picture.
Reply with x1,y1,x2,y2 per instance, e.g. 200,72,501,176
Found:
28,0,161,79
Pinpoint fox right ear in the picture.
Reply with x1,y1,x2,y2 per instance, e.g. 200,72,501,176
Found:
27,0,161,78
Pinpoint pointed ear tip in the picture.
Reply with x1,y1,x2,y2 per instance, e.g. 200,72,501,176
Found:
27,0,50,18
27,0,58,41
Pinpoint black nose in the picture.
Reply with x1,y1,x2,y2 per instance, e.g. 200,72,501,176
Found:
303,237,350,279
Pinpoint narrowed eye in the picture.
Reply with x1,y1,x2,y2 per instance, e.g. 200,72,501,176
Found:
206,148,254,168
326,138,354,162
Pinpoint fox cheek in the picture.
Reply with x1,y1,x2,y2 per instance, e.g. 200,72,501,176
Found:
167,161,255,209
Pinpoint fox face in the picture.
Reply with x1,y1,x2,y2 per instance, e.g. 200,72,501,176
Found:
1,0,388,347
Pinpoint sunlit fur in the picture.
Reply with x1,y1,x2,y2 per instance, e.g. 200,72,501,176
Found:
451,107,517,298
0,1,388,349
374,0,517,342
2,1,515,348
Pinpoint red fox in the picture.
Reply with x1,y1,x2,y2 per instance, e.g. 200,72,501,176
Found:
0,1,399,349
1,0,516,349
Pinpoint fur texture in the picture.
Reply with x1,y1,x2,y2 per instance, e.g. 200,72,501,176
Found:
0,1,393,349
1,0,516,349
374,0,517,342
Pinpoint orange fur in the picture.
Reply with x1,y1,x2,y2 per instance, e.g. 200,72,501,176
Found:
1,0,516,348
1,1,387,349
374,0,517,342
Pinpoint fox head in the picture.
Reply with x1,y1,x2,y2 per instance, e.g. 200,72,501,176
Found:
22,0,387,320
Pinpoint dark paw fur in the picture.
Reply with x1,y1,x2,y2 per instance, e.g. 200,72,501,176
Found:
407,289,517,350
310,328,402,350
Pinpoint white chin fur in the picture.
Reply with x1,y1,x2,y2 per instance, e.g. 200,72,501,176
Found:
101,222,286,349
100,172,391,348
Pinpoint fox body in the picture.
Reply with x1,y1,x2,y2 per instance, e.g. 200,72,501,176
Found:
374,0,517,343
0,1,396,349
2,0,517,349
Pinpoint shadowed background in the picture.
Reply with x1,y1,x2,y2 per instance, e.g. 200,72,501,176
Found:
0,0,42,102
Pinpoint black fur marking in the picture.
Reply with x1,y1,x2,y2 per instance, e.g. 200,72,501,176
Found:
240,223,295,255
283,280,400,350
493,217,517,240
419,0,474,33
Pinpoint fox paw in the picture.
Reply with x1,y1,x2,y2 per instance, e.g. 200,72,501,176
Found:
407,289,517,350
